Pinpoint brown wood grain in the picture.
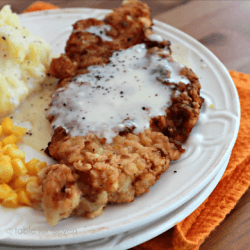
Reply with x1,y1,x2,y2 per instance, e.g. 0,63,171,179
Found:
2,1,250,249
3,0,187,17
155,1,250,74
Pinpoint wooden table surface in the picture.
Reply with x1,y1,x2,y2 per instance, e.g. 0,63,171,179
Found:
3,1,250,249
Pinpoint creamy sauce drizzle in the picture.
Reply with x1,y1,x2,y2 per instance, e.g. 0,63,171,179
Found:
147,34,163,42
10,77,57,153
47,44,190,143
79,25,113,42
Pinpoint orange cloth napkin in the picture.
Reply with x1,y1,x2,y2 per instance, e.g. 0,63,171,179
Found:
23,1,58,13
24,2,249,249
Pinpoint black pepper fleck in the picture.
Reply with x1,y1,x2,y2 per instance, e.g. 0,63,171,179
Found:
95,75,102,80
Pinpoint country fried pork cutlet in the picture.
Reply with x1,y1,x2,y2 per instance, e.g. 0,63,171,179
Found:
34,0,204,226
49,0,170,79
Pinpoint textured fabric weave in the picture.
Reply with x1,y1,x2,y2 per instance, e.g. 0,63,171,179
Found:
23,1,58,13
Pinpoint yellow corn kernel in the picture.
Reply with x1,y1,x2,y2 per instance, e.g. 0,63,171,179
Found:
27,176,39,184
0,155,11,163
25,158,40,175
0,141,2,148
1,117,13,135
1,183,14,192
5,147,25,162
35,161,47,174
11,158,28,177
12,175,30,189
11,126,27,142
17,190,30,205
2,144,18,154
0,125,2,137
0,183,14,199
0,160,13,183
1,135,17,146
2,192,19,208
0,185,12,200
0,189,11,200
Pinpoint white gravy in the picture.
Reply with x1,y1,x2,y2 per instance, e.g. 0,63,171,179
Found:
147,34,164,42
9,77,57,153
47,44,190,143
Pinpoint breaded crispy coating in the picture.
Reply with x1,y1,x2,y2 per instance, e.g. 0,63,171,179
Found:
37,0,204,226
49,0,170,79
40,128,182,225
38,164,81,225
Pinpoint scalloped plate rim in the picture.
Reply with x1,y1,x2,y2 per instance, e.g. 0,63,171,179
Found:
0,7,240,246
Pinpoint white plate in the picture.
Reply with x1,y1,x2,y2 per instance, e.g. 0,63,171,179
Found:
0,8,240,246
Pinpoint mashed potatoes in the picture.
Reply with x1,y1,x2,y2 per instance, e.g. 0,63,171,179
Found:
0,5,51,116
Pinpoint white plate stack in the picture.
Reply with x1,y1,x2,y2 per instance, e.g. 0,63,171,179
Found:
0,9,240,250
